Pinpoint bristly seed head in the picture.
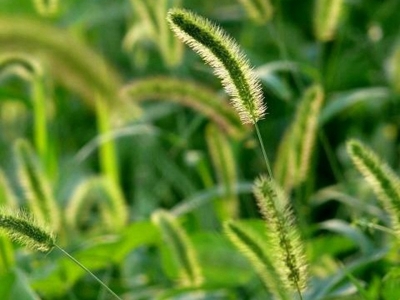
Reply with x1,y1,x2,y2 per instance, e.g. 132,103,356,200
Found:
0,208,55,252
167,8,266,124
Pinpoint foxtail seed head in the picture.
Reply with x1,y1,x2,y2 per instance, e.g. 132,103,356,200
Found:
0,208,55,252
167,8,266,124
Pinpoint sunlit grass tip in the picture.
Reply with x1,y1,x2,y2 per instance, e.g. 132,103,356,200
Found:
0,208,55,252
151,209,203,287
167,8,266,124
254,176,308,293
347,139,400,235
224,220,290,299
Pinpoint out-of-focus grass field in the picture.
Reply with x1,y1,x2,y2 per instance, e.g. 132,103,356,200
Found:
1,0,400,299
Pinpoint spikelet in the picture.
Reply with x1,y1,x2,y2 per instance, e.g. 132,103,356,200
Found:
224,221,290,299
151,209,203,287
314,0,344,42
0,208,55,252
274,85,324,190
121,77,247,138
167,9,266,124
66,176,128,233
347,139,400,235
15,140,60,231
237,0,274,24
206,124,238,219
254,176,308,292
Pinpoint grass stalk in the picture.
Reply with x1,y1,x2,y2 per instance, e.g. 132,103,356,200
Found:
255,123,273,178
54,244,122,300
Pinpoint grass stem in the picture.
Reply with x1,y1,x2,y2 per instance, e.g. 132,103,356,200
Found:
255,123,273,178
54,244,122,300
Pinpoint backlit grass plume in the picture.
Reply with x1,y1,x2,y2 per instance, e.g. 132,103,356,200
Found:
314,0,344,41
224,221,290,300
254,177,308,295
237,0,274,24
0,208,55,252
274,85,324,190
0,208,122,299
121,77,246,138
15,140,60,231
347,139,400,235
206,124,238,219
167,8,266,124
151,209,203,287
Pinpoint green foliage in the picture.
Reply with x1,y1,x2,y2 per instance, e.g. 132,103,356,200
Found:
0,0,400,298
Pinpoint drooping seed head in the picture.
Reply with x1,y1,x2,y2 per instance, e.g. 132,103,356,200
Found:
167,8,266,124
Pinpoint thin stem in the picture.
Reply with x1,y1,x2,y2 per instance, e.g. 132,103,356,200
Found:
255,123,273,178
54,244,122,300
295,283,304,300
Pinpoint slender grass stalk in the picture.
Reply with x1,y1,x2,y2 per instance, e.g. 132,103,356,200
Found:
0,53,53,176
151,209,203,287
0,209,121,300
254,177,308,296
121,77,247,138
347,139,400,236
54,245,122,300
237,0,274,24
224,220,290,299
314,0,344,42
15,140,60,231
96,95,120,185
205,124,238,219
167,8,266,125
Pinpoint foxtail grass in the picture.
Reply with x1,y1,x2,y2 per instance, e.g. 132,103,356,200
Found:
347,139,400,236
167,8,273,177
206,124,238,219
152,209,203,287
254,177,308,297
167,8,266,125
121,77,247,138
274,85,324,190
0,209,122,299
66,176,128,233
0,53,52,176
314,0,344,41
125,0,183,67
224,220,290,299
0,16,120,107
237,0,274,24
15,140,60,231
